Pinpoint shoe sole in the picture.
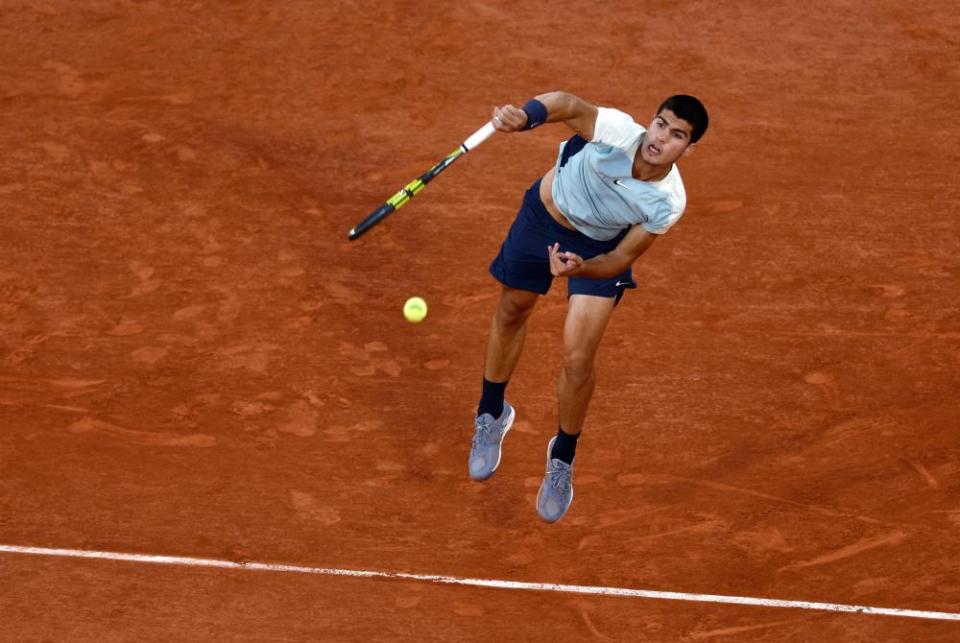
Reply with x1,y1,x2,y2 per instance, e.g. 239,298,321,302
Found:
536,437,574,523
470,404,515,481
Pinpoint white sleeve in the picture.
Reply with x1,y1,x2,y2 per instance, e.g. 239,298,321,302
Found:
591,107,644,150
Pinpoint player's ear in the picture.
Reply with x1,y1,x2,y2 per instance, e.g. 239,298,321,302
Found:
681,143,696,158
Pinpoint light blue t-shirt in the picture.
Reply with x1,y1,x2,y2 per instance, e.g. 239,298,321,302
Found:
551,107,687,241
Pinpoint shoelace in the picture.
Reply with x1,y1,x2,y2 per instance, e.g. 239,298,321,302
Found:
547,460,572,491
472,418,494,447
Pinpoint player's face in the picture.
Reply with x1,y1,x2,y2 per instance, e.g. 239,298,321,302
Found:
640,109,695,166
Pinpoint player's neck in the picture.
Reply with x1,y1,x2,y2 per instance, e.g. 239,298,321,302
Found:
633,157,672,182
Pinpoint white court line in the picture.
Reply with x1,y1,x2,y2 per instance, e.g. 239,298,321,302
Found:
2,544,959,623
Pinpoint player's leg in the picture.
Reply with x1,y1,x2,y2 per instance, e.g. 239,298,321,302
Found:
557,293,616,436
469,286,538,481
471,177,555,481
537,293,616,522
482,285,539,398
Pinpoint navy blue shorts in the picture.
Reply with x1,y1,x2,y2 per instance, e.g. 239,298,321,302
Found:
489,178,636,303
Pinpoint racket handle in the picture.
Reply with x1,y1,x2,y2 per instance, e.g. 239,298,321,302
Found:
462,121,496,151
348,202,396,240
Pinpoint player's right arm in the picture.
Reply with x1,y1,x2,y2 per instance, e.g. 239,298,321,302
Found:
491,91,599,140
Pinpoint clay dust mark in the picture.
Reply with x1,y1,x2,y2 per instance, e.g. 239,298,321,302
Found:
617,473,889,526
128,260,161,297
131,346,168,365
0,376,105,390
68,417,216,448
578,504,667,529
868,284,906,298
395,595,421,608
441,292,496,308
777,329,960,340
213,287,241,325
106,318,144,336
905,460,940,489
822,415,897,449
0,376,106,403
779,531,908,572
39,141,70,162
511,419,537,435
42,404,91,413
706,199,744,213
187,220,223,255
117,91,194,105
323,419,382,443
41,60,88,97
323,281,360,305
2,332,65,367
277,400,318,437
337,341,401,377
216,342,279,373
687,618,798,641
733,527,793,554
803,371,840,404
576,604,614,641
626,516,728,543
289,490,341,525
930,510,960,528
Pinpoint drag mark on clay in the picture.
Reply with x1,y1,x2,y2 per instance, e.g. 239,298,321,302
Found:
687,618,799,641
67,417,216,447
0,376,106,406
576,604,614,641
822,415,897,449
779,530,908,572
617,473,889,525
904,460,940,489
632,516,729,542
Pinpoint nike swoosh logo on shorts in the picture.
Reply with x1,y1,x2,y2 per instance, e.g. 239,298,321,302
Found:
615,280,630,287
613,179,629,188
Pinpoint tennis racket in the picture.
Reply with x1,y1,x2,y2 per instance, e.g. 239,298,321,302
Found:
347,122,497,240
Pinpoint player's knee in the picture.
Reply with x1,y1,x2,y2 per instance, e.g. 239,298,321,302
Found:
562,352,595,387
495,293,536,328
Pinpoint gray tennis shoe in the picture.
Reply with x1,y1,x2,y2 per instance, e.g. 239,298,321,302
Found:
536,437,574,522
468,401,515,481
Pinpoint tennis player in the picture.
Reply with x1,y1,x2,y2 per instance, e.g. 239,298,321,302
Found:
468,91,709,522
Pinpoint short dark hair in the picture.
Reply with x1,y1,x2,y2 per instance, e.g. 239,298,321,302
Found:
657,95,709,143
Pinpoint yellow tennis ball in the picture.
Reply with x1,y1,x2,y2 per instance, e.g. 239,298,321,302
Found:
403,296,428,323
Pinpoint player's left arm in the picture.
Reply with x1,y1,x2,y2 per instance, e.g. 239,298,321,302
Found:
547,225,658,279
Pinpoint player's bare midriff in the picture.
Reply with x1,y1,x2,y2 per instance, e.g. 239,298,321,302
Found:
539,167,577,231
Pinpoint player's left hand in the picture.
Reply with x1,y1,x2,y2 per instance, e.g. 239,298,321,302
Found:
548,242,583,277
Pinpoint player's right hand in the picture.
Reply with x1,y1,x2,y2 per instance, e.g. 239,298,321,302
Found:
491,104,528,132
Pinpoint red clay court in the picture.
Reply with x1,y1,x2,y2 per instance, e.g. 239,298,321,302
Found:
1,1,959,640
